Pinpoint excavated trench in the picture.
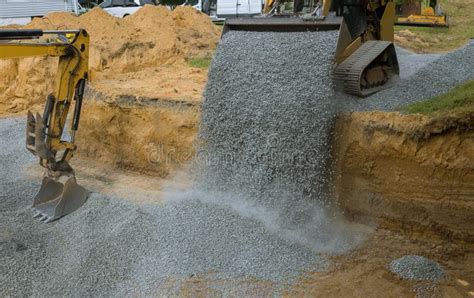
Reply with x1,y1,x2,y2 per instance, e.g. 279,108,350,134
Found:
69,36,474,246
333,112,474,241
45,88,472,242
74,95,474,243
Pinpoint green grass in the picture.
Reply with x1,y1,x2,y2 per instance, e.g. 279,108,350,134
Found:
187,57,213,69
394,25,449,34
399,80,474,116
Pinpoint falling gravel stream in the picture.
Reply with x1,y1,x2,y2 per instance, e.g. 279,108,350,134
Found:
191,30,370,252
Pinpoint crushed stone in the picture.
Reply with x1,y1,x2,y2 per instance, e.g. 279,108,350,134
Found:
395,46,442,79
389,255,445,281
1,117,327,296
195,30,371,254
344,40,474,111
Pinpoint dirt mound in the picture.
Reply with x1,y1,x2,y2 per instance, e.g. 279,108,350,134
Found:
25,6,219,74
0,6,219,114
395,29,431,53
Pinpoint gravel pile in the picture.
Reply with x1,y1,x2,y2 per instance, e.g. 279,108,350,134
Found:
1,119,327,296
344,40,474,111
389,255,445,281
395,46,441,79
2,187,327,295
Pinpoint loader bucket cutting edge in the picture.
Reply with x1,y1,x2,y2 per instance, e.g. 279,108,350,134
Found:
222,17,342,36
32,175,88,223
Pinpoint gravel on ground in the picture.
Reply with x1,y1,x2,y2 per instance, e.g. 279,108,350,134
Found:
389,255,445,281
395,46,442,80
0,116,329,296
344,40,474,111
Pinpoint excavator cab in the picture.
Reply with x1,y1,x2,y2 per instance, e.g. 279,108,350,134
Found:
0,29,89,222
222,0,400,97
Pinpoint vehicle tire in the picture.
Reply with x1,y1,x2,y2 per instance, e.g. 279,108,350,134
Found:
123,14,130,18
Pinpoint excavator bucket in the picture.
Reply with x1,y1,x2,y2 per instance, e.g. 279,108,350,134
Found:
27,111,88,223
32,175,87,223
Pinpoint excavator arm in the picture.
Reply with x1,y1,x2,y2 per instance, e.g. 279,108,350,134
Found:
0,29,89,222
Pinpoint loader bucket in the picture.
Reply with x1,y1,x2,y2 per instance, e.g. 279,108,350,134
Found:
32,174,87,223
221,16,342,36
395,15,449,27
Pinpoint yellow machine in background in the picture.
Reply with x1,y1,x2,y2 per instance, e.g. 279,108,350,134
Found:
224,0,400,97
396,0,448,27
0,29,89,222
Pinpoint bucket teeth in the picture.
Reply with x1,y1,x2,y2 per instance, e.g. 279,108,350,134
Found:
31,209,54,223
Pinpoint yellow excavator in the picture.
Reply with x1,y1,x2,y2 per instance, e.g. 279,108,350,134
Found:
224,0,400,97
0,29,89,222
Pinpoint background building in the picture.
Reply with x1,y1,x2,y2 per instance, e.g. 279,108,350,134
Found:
0,0,79,25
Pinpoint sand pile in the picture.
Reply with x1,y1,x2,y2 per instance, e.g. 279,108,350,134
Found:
0,6,220,114
22,6,219,74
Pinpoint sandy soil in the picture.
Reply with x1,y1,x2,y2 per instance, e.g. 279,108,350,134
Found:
333,111,474,241
75,97,199,177
91,63,207,103
0,6,219,116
